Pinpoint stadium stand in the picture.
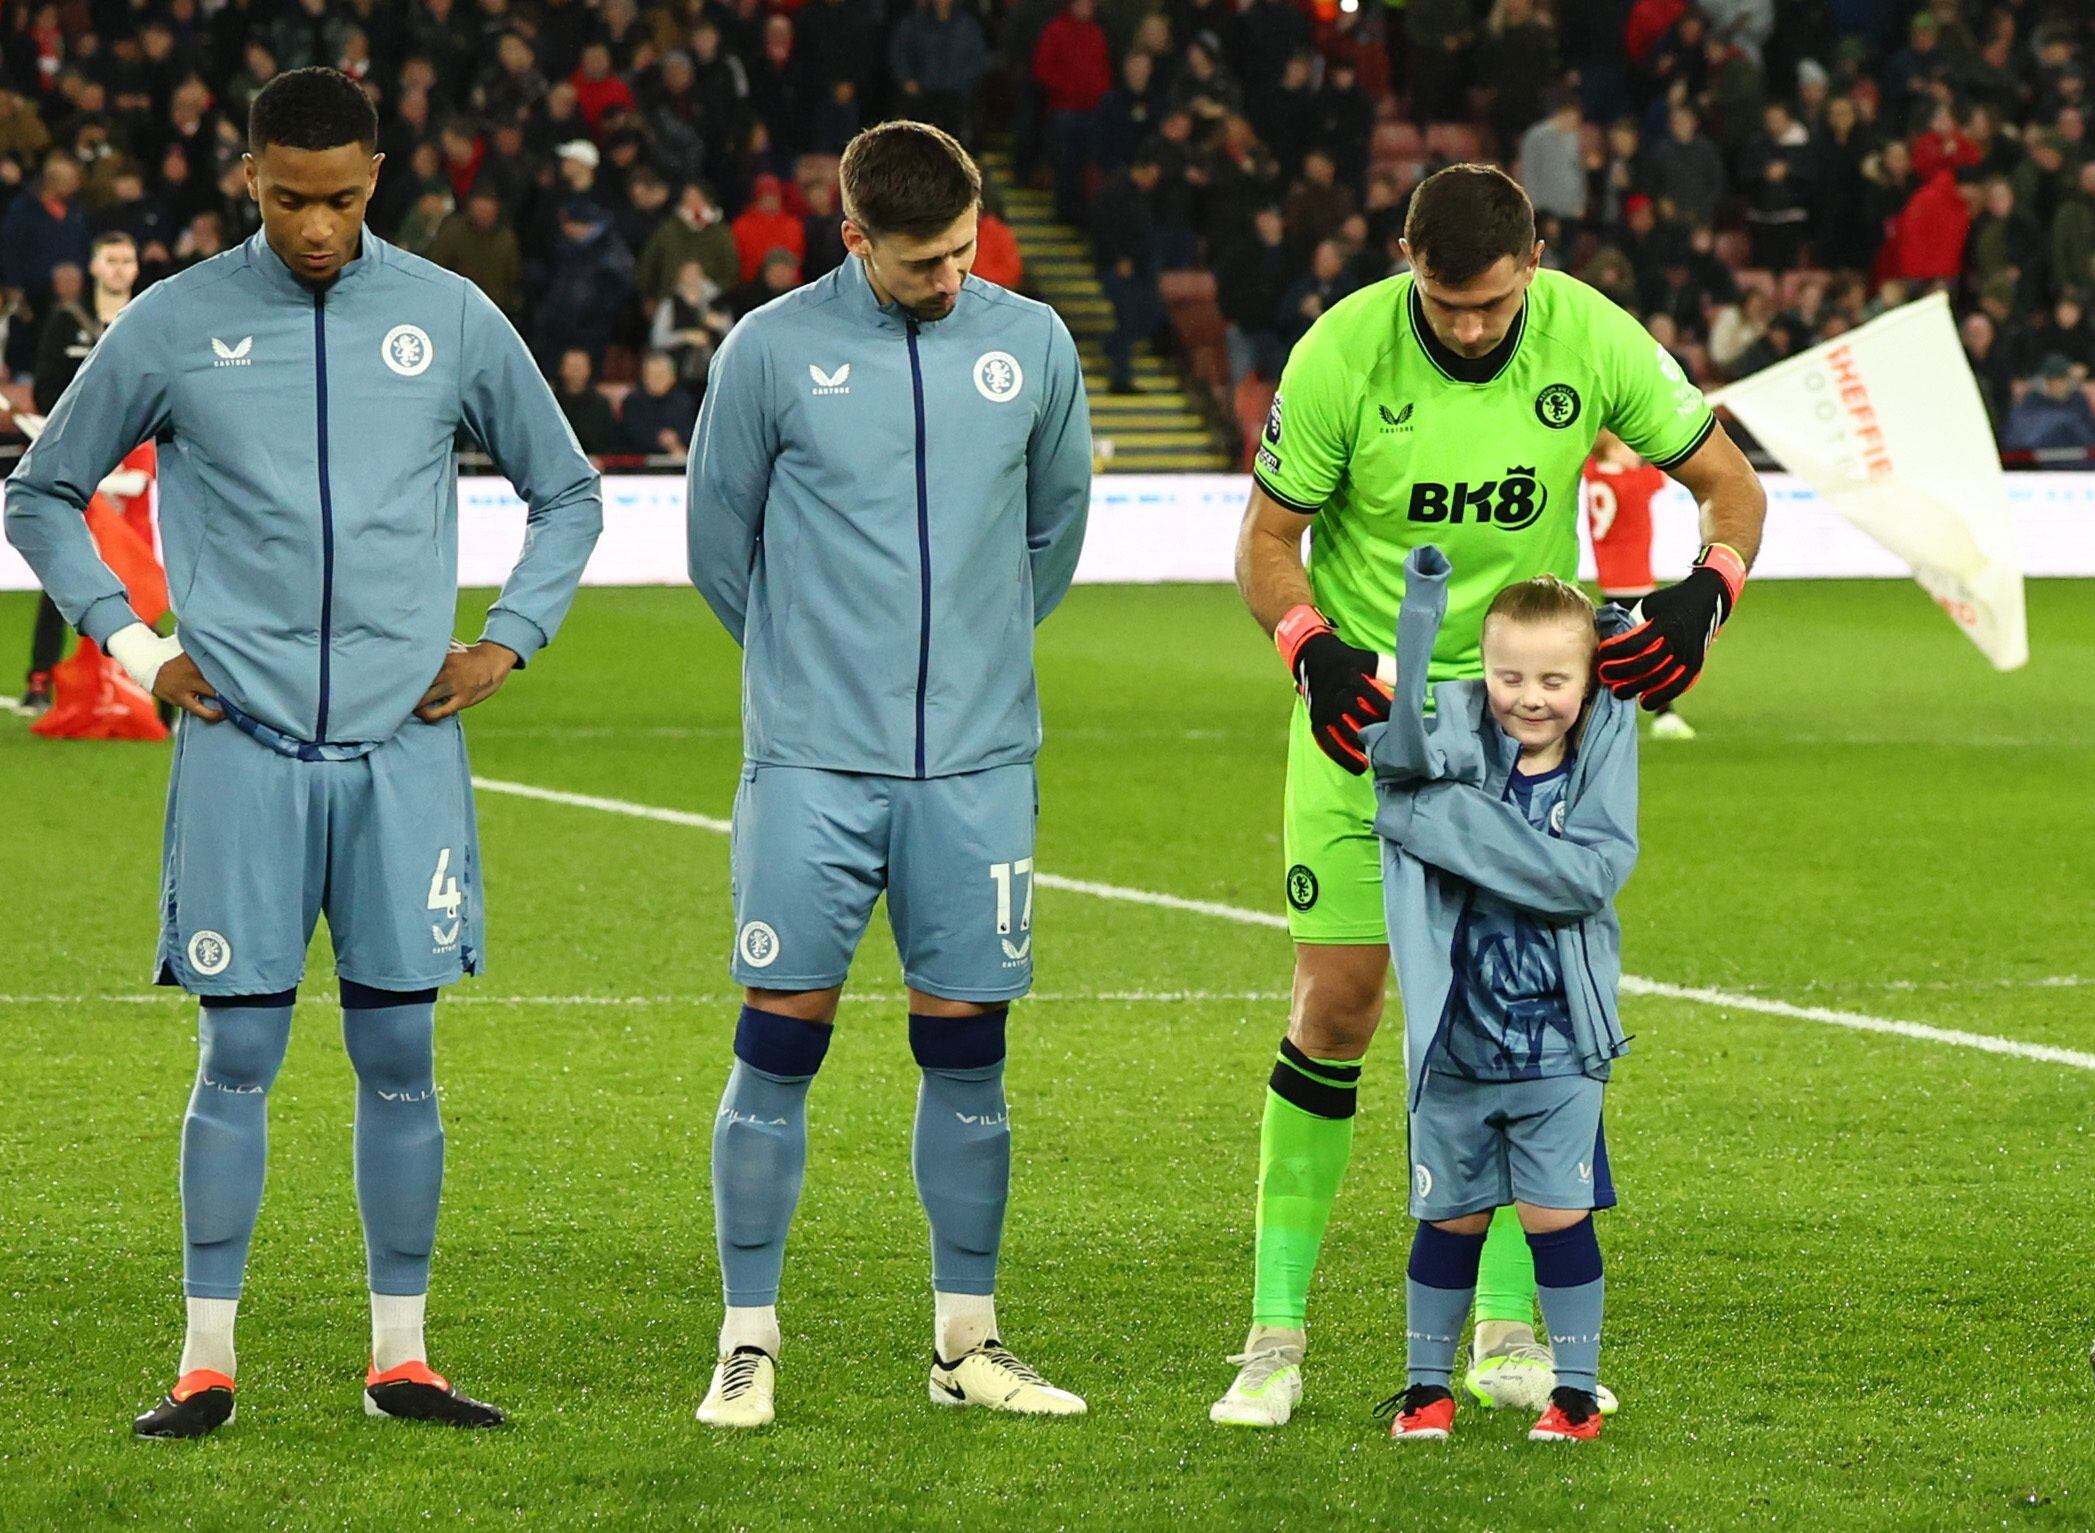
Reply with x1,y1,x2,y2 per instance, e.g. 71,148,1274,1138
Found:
0,0,2090,471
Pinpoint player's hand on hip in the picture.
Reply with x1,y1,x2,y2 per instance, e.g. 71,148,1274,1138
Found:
1276,604,1394,775
416,640,519,723
1597,543,1747,710
109,622,222,722
154,651,225,723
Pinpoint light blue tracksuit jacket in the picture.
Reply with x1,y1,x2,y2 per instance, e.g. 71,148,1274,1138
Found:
1366,546,1639,1110
4,231,603,747
687,255,1091,778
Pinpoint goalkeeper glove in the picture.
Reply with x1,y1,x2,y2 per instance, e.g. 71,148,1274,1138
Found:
1597,542,1747,710
1276,604,1392,774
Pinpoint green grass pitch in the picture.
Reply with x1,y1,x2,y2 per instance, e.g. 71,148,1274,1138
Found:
1,578,2091,1530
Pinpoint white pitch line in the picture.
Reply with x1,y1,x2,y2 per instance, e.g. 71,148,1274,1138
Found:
471,777,1291,928
1739,975,2094,994
1619,977,2095,1072
458,776,2095,1075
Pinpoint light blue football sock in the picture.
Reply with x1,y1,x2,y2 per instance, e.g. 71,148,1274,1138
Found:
908,1009,1010,1299
1528,1217,1605,1393
341,982,444,1296
181,993,296,1300
1406,1221,1487,1387
713,1006,832,1307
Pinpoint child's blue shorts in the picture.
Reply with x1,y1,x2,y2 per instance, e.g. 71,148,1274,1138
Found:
1407,1071,1617,1221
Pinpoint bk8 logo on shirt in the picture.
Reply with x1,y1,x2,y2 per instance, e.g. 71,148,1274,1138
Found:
1406,466,1548,531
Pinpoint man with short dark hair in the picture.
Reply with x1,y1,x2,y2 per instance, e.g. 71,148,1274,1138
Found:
619,349,697,458
426,188,525,320
4,66,602,1439
1091,153,1164,393
687,118,1092,1428
16,231,140,714
1211,162,1766,1433
553,345,621,457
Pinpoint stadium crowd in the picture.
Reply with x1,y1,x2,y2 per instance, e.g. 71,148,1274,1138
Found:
0,0,2090,459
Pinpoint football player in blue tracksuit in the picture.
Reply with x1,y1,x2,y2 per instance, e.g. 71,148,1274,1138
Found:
687,121,1091,1426
3,69,602,1438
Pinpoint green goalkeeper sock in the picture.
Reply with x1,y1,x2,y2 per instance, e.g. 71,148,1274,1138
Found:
1473,1205,1538,1324
1251,1039,1361,1329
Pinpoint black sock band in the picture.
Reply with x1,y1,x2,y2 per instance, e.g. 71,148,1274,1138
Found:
1268,1037,1362,1119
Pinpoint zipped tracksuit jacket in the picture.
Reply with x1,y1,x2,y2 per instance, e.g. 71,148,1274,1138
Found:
4,230,603,747
688,254,1091,780
3,231,602,996
1366,545,1639,1112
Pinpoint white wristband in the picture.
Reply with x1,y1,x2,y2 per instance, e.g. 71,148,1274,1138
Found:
106,622,184,694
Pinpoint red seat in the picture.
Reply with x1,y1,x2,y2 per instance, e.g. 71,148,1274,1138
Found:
1424,121,1484,162
1235,376,1277,470
1371,122,1423,160
1158,268,1218,304
1186,340,1229,389
1169,299,1227,350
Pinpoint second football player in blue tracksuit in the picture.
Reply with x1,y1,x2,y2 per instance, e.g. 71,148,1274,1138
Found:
3,70,601,1436
687,122,1090,1424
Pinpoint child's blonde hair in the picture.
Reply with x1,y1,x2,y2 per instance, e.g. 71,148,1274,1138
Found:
1482,574,1598,640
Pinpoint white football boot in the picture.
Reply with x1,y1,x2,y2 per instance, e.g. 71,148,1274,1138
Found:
697,1345,776,1428
928,1340,1086,1416
1209,1326,1306,1427
1466,1329,1618,1415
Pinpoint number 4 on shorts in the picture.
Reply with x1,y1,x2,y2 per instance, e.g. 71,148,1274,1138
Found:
428,847,463,946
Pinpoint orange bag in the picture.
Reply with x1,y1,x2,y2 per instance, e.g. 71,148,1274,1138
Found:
33,447,170,741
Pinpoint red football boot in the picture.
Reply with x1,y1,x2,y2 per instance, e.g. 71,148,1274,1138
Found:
1380,1383,1457,1440
1529,1385,1604,1442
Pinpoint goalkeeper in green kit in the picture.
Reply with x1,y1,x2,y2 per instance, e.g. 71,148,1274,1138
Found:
1211,165,1768,1427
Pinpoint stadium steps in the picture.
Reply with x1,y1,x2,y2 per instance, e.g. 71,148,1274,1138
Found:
982,147,1231,474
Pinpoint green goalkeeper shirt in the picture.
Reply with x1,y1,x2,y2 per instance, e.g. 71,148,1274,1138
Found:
1254,268,1715,680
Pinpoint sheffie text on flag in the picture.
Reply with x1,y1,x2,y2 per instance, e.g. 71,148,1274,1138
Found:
1709,291,2028,670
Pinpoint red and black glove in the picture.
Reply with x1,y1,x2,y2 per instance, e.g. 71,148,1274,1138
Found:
1597,543,1747,710
1276,604,1391,774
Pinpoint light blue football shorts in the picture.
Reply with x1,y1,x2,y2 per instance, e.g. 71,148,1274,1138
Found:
1407,1070,1617,1221
155,712,486,996
728,761,1037,1002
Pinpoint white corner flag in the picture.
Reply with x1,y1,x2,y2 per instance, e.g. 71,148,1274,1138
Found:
1709,291,2027,670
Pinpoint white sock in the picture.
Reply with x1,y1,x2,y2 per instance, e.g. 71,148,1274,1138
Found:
720,1305,780,1358
371,1292,427,1372
935,1291,997,1361
178,1297,238,1379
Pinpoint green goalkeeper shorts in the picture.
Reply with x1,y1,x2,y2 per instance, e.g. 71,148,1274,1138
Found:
1282,701,1388,945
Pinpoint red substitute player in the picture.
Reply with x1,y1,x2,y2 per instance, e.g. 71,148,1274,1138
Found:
1582,430,1695,739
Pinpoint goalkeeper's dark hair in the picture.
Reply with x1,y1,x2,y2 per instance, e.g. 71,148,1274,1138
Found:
840,120,981,240
1403,164,1537,285
249,67,378,155
1484,575,1598,645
